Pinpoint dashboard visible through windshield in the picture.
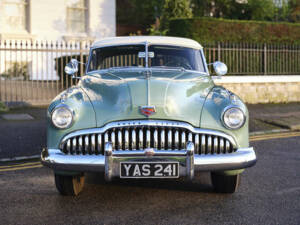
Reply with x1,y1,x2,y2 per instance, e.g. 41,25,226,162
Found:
87,44,206,73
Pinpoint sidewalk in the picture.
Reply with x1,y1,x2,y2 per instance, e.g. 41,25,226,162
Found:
0,103,299,160
248,103,300,134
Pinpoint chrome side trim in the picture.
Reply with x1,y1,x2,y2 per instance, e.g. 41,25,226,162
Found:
60,120,237,149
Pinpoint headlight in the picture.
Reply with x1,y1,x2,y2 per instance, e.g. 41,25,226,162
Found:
223,107,245,129
51,106,73,129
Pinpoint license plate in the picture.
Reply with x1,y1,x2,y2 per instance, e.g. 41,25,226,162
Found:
120,162,179,178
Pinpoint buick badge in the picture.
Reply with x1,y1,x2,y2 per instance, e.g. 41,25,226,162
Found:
140,106,156,116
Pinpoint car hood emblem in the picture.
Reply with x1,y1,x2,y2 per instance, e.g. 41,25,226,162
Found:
140,106,156,116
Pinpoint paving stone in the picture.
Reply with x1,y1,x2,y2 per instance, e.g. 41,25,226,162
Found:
1,114,34,120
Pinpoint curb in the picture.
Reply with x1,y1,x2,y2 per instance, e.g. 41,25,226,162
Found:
0,154,40,163
249,128,290,136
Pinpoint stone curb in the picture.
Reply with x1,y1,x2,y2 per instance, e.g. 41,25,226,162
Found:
249,129,290,136
0,154,40,163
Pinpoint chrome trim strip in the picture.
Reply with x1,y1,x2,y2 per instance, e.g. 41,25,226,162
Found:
84,136,89,153
104,132,109,144
194,134,199,154
207,136,212,154
188,133,193,142
66,139,71,154
146,129,151,148
118,130,122,150
132,129,136,150
139,128,143,149
220,138,224,154
60,120,237,149
214,137,218,154
201,135,205,155
161,129,165,149
181,131,186,149
97,134,102,153
78,136,82,153
91,135,95,154
167,130,172,149
174,130,179,149
226,140,230,153
153,129,158,149
111,131,115,149
41,147,257,173
125,129,129,150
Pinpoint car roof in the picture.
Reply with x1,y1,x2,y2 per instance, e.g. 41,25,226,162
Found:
92,36,203,50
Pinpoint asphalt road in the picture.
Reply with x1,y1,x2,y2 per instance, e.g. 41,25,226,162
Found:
0,134,299,225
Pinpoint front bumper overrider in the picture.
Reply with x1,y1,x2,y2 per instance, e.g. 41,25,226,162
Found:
41,141,257,181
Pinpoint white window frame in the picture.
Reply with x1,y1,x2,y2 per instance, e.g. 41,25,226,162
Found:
2,0,30,33
66,0,89,35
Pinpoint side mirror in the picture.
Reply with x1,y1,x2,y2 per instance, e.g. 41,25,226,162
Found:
212,61,228,76
65,59,79,75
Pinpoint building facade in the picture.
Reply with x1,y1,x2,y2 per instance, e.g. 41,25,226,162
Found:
0,0,116,41
0,0,116,85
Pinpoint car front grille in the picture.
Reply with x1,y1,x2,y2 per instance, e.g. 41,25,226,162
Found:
60,120,237,155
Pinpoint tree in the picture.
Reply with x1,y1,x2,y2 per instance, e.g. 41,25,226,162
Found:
159,0,193,32
191,0,277,21
289,0,300,22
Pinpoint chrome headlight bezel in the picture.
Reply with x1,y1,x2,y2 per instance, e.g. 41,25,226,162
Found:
51,104,74,129
222,106,246,130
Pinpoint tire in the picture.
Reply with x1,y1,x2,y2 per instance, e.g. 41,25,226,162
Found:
211,173,240,193
54,173,85,196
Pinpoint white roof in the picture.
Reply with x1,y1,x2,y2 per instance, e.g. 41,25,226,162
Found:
92,36,202,50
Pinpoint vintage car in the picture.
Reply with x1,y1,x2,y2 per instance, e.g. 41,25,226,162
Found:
41,36,256,196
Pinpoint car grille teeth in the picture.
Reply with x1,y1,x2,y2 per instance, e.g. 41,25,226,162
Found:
61,126,236,155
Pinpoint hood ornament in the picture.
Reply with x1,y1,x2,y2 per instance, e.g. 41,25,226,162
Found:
140,106,156,116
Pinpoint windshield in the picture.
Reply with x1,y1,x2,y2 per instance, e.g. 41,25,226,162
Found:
87,44,206,73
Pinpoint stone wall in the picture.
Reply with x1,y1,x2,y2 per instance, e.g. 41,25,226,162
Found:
214,76,300,104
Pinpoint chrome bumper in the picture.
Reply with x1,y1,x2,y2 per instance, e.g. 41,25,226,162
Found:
41,142,256,181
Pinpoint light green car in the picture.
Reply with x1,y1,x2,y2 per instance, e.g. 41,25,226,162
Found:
41,36,256,196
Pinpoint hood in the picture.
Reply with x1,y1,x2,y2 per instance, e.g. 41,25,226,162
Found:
80,70,214,127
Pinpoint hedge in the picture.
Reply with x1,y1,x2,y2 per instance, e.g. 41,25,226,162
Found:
168,17,300,44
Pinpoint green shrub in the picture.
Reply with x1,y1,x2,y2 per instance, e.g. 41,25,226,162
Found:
0,101,8,112
168,17,300,44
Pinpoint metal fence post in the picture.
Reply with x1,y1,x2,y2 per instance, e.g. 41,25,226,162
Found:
218,42,221,60
80,41,84,75
264,43,267,75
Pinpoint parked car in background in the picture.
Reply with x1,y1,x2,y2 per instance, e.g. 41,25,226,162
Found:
41,36,256,196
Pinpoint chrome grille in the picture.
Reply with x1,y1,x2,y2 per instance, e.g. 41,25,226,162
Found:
61,124,236,155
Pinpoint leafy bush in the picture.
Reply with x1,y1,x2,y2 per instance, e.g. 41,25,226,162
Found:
0,101,8,112
168,17,300,44
0,62,29,80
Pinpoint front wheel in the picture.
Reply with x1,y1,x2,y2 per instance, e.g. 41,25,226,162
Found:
211,173,240,193
54,173,85,196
